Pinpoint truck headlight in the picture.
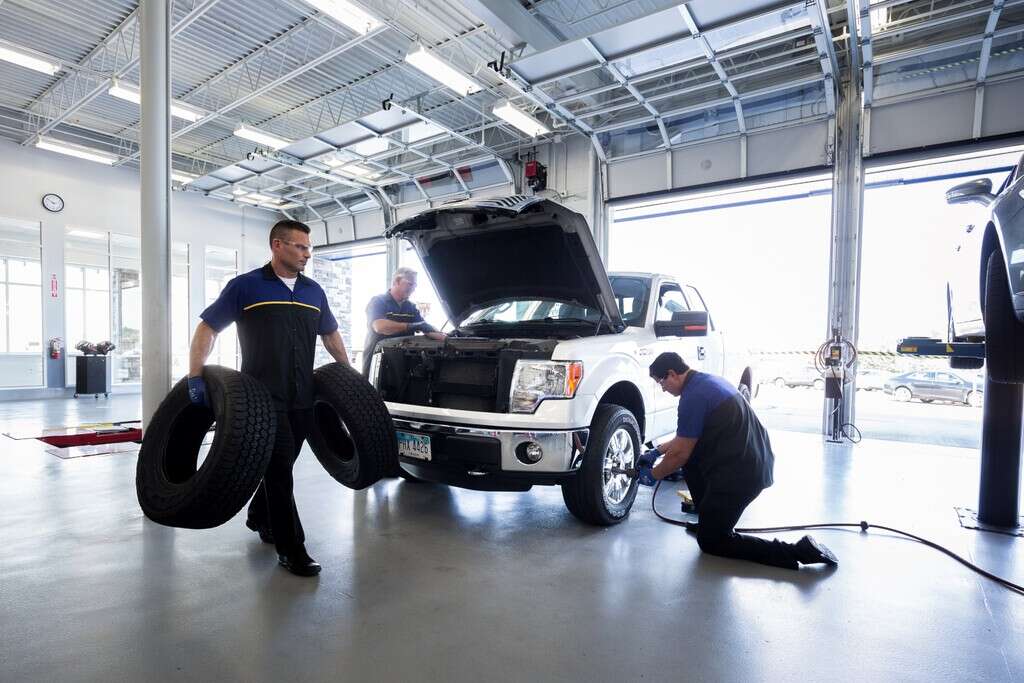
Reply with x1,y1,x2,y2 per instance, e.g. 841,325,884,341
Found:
510,361,584,413
369,351,383,387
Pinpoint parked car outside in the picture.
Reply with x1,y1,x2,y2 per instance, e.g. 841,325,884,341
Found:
884,370,984,406
944,153,1024,382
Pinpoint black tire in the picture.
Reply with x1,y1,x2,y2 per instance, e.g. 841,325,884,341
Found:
136,366,276,529
307,362,399,490
984,251,1024,383
561,405,640,526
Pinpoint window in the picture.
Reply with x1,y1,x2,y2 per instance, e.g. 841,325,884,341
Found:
171,243,190,380
610,276,650,327
337,245,386,369
0,218,43,387
205,246,238,369
656,286,689,321
111,235,141,383
65,229,112,385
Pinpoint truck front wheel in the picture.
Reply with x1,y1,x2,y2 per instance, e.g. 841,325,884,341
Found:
562,405,640,526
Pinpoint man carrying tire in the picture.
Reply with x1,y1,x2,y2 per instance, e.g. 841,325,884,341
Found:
639,352,838,571
362,266,446,376
188,219,350,577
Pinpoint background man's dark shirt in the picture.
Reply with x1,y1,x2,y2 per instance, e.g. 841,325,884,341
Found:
362,293,433,373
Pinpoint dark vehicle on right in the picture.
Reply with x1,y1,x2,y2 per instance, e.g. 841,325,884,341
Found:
944,153,1024,383
884,370,983,407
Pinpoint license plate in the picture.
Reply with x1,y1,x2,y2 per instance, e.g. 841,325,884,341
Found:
397,431,431,461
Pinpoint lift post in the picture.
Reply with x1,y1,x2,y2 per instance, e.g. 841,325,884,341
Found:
897,337,1023,533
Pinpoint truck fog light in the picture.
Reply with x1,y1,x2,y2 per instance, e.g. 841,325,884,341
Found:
516,441,543,464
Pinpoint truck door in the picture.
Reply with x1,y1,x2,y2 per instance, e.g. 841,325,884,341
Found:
650,282,702,437
684,284,723,375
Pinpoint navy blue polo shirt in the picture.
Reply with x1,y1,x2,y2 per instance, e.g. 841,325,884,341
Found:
201,263,337,410
361,293,434,374
676,371,774,493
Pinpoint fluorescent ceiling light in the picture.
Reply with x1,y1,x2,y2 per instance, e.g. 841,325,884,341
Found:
0,44,61,75
352,136,389,157
233,124,292,150
108,81,206,122
67,229,106,240
35,137,117,165
304,0,381,34
236,196,261,205
246,193,276,202
232,186,252,195
492,102,550,137
404,45,480,97
172,171,198,184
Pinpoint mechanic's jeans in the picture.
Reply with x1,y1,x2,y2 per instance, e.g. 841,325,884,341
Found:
247,409,312,554
684,467,800,570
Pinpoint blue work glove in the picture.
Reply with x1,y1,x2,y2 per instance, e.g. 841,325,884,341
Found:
187,375,207,406
636,448,659,469
636,465,657,487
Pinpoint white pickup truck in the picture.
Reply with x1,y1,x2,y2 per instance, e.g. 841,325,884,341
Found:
370,196,753,525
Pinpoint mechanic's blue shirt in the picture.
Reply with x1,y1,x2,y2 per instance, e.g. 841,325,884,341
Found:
201,263,338,409
676,371,774,492
362,293,435,374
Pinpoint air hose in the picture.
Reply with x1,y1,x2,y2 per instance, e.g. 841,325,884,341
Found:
649,480,1024,595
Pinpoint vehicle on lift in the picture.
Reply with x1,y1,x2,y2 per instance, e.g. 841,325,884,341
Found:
370,196,754,526
884,370,984,407
944,153,1024,383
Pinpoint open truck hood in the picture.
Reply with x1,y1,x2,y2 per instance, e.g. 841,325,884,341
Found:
385,196,624,329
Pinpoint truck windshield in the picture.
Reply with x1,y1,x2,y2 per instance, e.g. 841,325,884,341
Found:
609,276,650,327
461,300,602,326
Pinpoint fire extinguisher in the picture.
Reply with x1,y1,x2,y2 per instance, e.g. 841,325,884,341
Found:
49,337,63,360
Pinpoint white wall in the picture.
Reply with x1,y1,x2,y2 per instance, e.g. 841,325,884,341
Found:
0,140,278,396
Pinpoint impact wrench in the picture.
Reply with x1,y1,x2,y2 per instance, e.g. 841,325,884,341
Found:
608,466,1023,595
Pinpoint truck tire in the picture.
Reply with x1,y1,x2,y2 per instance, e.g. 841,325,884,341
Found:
984,251,1024,383
307,362,399,490
561,405,640,526
136,366,276,529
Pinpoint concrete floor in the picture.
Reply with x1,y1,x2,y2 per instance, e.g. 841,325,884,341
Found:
1,397,1022,681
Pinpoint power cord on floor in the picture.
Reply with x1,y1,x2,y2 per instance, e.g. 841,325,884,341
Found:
649,480,1024,595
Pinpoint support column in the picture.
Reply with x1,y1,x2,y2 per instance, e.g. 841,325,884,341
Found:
823,75,865,435
978,376,1024,526
140,0,172,429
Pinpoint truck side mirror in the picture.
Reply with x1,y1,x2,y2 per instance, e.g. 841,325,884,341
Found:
945,178,994,207
654,310,709,337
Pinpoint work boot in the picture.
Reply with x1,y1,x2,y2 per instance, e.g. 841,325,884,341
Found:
794,535,838,566
245,518,274,544
278,546,321,577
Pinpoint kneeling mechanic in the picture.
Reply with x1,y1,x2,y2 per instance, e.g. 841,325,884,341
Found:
638,352,838,571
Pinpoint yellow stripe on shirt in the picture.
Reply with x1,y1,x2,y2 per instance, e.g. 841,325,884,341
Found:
243,301,321,313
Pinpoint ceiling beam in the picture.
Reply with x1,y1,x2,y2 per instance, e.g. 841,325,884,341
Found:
456,0,562,52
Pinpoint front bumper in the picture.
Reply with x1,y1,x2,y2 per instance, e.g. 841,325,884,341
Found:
392,418,589,492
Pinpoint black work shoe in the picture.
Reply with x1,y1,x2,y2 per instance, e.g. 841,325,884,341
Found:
278,547,321,577
795,535,838,566
245,518,274,544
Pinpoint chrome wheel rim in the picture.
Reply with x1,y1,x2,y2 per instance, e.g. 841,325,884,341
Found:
602,427,635,506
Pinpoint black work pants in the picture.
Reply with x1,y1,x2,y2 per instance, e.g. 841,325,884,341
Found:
247,409,312,554
684,466,801,570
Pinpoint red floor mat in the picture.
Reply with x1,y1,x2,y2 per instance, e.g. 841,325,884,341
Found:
38,429,142,448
